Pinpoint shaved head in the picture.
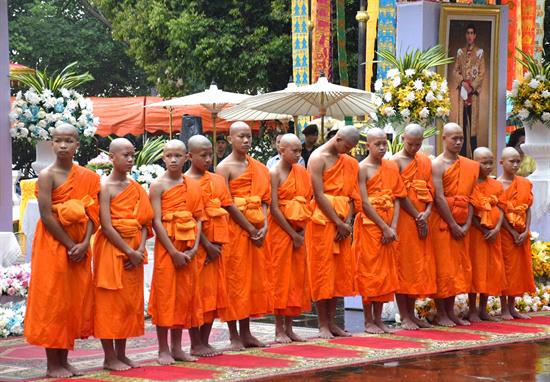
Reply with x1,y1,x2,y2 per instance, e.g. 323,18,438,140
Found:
164,139,186,153
502,147,520,159
473,146,493,160
279,133,301,147
404,124,424,138
442,122,462,137
366,127,386,142
230,121,251,135
109,138,133,153
52,123,78,138
187,135,211,153
336,125,360,144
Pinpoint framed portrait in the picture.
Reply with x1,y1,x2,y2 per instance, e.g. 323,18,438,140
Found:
438,5,507,160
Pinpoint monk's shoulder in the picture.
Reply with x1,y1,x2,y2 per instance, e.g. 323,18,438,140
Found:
184,175,201,193
383,159,400,173
249,156,269,174
342,154,359,172
515,175,533,189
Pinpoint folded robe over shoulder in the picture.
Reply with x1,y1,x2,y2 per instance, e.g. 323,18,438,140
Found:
195,172,231,323
306,154,360,301
469,178,507,296
266,164,313,316
498,176,536,296
395,153,437,296
25,165,99,350
148,176,205,328
430,156,479,298
93,180,153,339
223,156,271,321
353,160,406,302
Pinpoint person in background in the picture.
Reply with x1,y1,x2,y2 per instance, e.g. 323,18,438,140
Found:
266,133,305,169
507,128,535,177
215,135,230,163
301,124,320,167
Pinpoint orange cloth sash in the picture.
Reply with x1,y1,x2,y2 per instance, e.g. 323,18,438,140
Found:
473,194,499,228
504,202,529,231
52,195,95,226
234,195,264,225
442,195,470,229
162,210,197,243
311,194,349,254
404,179,432,204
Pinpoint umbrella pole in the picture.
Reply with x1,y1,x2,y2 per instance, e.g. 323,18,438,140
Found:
213,112,218,170
321,114,325,143
293,116,298,135
168,107,173,139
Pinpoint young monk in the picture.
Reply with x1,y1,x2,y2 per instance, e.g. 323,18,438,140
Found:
430,123,479,327
468,147,507,322
148,140,205,364
392,124,437,330
24,124,99,378
306,125,360,339
94,138,153,370
266,134,313,343
353,128,406,333
216,121,271,350
185,135,232,356
498,147,536,320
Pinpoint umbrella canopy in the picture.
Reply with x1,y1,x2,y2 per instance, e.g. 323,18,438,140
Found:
218,103,292,122
9,62,34,74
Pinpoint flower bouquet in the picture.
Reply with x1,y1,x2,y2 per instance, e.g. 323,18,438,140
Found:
530,232,550,281
86,152,112,177
0,264,31,299
0,302,26,337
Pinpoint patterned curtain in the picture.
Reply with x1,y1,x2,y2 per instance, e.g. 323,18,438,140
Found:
376,0,397,80
311,0,332,82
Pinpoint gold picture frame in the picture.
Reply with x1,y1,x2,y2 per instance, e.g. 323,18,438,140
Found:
438,5,502,160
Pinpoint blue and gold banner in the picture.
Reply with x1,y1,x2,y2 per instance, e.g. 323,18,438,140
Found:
292,0,310,134
376,0,396,80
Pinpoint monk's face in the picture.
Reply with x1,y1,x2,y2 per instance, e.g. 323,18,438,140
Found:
403,135,423,157
229,126,252,155
110,144,135,173
334,137,358,154
163,147,187,172
443,129,464,154
501,152,521,175
280,141,302,165
367,136,387,160
476,153,494,178
189,146,212,172
52,132,79,160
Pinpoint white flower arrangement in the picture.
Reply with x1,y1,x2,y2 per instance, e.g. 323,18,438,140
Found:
131,164,165,192
9,88,98,144
0,264,30,298
0,302,26,338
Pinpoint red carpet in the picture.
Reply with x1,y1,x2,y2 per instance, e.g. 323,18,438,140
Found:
330,336,425,349
264,344,362,358
453,322,544,334
112,365,218,380
393,329,487,341
513,316,550,325
198,353,293,368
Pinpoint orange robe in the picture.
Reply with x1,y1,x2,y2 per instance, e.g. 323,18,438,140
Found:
25,165,99,350
148,176,205,328
353,160,406,302
93,180,153,339
430,156,479,298
223,156,271,321
196,172,231,323
266,164,313,316
498,176,536,296
395,153,437,296
306,154,360,301
469,178,507,296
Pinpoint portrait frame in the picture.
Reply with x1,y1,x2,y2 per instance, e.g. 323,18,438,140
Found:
438,5,504,160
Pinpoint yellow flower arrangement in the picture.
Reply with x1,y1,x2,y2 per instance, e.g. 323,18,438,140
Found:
531,236,550,279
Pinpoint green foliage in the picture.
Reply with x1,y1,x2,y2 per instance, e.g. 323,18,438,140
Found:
95,0,291,96
134,136,166,167
8,0,151,96
10,62,93,93
515,48,550,78
376,45,454,74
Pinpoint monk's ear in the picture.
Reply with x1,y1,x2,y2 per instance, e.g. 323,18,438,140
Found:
227,135,233,145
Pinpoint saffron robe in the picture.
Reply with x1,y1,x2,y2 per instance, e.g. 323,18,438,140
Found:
353,160,407,302
196,172,231,323
498,176,536,296
93,180,153,339
223,156,271,321
148,176,205,328
306,154,360,301
25,165,99,350
469,178,507,296
266,164,313,316
430,156,479,298
395,153,437,296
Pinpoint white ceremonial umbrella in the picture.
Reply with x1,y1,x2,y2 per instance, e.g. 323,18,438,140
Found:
146,82,250,167
218,104,292,122
239,72,376,142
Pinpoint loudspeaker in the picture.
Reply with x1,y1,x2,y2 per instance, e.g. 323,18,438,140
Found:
180,115,203,148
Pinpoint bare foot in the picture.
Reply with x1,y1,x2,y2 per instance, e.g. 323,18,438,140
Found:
103,358,131,371
318,327,335,339
205,344,223,355
501,312,514,320
400,317,419,330
158,350,175,365
286,329,306,342
118,356,139,368
375,320,397,334
275,332,292,344
329,324,351,337
61,361,83,376
451,317,471,326
511,310,530,319
47,366,73,378
172,348,198,362
479,312,498,321
241,334,268,348
365,323,384,334
434,316,456,327
412,316,433,328
191,344,220,357
468,311,481,323
226,338,245,351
